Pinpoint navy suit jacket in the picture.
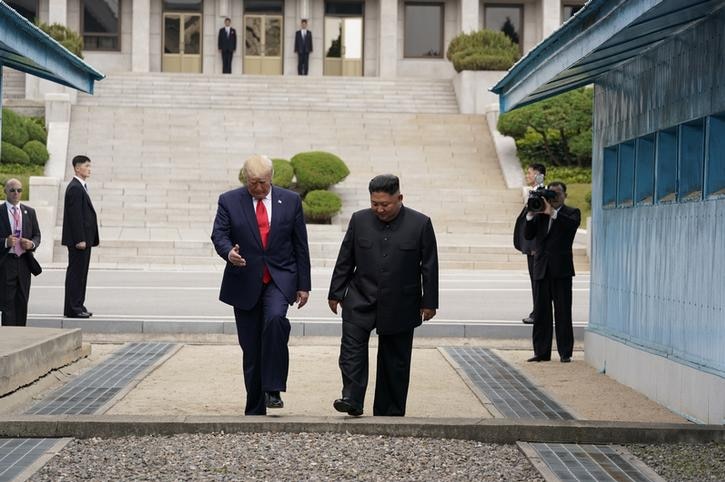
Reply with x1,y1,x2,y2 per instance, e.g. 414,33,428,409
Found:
524,204,581,280
211,186,311,310
294,30,313,54
0,202,42,277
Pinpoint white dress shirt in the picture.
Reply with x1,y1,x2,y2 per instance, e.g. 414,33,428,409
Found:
74,176,88,191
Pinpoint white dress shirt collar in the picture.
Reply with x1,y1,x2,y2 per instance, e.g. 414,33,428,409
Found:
74,176,88,190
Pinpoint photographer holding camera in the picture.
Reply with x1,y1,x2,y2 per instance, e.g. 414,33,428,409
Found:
524,181,580,363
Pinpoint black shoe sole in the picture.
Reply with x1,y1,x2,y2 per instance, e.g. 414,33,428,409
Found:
334,399,363,416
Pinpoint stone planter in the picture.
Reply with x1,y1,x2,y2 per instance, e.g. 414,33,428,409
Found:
452,70,508,114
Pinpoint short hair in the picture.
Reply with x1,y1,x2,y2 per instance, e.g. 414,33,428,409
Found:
224,17,231,22
243,154,274,179
368,174,400,195
529,163,546,176
72,155,91,167
548,181,567,193
301,19,308,23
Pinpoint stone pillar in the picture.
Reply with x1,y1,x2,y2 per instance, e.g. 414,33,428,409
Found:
298,0,309,20
460,0,480,33
132,0,151,72
378,0,398,78
541,0,560,38
217,0,231,18
48,0,68,25
0,65,3,161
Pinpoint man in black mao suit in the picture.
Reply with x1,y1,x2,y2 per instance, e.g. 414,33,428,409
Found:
62,155,99,319
211,155,311,415
294,19,313,75
524,181,580,363
1,179,42,326
328,174,439,417
218,18,237,74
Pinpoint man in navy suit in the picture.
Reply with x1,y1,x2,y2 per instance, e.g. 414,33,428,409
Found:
1,179,42,326
212,155,311,415
294,19,313,75
218,17,237,74
62,155,99,319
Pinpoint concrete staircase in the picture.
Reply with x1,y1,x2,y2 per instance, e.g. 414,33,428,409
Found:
1,67,25,100
54,73,588,270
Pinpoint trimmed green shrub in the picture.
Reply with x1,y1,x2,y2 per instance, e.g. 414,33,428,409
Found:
1,108,30,148
35,21,84,58
23,140,50,165
584,190,592,209
303,190,343,223
446,30,520,72
291,151,349,194
543,166,592,184
271,158,294,188
26,119,48,143
1,142,31,165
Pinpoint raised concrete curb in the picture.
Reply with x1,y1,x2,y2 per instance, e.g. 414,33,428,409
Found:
0,416,722,444
0,327,90,397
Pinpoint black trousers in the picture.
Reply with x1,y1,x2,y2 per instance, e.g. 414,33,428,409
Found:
234,282,291,416
221,50,233,74
64,246,91,317
526,254,537,318
297,52,309,75
339,322,415,416
1,256,30,326
532,275,574,359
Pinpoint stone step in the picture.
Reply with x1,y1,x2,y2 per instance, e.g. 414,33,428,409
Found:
1,68,25,100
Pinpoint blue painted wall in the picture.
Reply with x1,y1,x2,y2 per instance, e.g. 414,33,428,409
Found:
590,8,725,377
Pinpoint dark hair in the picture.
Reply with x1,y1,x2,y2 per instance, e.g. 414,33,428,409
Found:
548,181,567,193
529,163,546,176
368,174,400,195
301,19,308,23
72,155,91,167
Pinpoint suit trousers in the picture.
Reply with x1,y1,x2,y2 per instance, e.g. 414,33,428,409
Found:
234,282,291,415
297,52,309,75
339,322,415,416
221,51,233,74
526,254,537,318
64,246,92,316
532,275,573,359
1,256,30,326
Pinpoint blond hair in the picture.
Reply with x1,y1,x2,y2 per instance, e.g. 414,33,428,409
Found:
243,154,274,180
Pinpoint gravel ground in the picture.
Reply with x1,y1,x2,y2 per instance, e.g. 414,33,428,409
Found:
628,443,725,482
31,433,543,481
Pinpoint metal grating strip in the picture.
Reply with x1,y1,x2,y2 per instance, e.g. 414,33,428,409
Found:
443,346,573,420
0,438,59,482
25,342,173,415
527,443,662,482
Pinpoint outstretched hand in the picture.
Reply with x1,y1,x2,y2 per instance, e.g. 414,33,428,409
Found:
228,244,246,267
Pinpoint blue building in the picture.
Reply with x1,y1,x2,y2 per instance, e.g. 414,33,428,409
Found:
493,0,724,424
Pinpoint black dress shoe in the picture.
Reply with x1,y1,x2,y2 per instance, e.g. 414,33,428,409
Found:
526,355,551,362
333,397,363,416
66,312,91,319
265,391,284,409
560,357,571,363
522,317,534,324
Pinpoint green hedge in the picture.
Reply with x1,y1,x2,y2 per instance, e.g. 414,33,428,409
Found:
303,190,342,223
543,166,592,184
23,140,50,165
446,30,520,72
1,109,30,147
271,158,294,188
1,142,30,165
35,21,84,58
26,119,48,143
291,151,349,194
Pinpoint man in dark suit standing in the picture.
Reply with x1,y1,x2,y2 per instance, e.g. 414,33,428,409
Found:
212,155,311,416
524,181,580,363
218,17,237,74
62,155,99,319
328,174,439,417
1,179,42,326
294,19,313,75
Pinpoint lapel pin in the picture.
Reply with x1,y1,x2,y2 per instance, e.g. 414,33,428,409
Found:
278,199,282,204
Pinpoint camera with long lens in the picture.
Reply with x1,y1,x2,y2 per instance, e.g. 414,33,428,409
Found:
527,173,557,213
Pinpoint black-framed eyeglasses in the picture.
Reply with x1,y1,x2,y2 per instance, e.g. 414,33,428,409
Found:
7,188,23,193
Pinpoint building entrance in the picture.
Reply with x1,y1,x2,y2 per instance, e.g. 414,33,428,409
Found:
243,14,284,75
324,2,364,76
162,12,203,73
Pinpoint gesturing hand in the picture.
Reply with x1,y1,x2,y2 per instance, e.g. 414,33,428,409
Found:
228,244,247,267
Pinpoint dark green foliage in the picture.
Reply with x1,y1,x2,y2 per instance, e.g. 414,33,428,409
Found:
271,158,294,188
26,118,48,143
498,88,593,167
1,142,31,165
291,151,349,194
23,140,50,165
584,190,592,209
1,108,30,148
35,21,84,58
540,166,592,184
303,190,343,223
446,30,520,72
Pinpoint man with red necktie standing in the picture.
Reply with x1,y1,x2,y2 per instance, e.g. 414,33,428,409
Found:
212,155,311,415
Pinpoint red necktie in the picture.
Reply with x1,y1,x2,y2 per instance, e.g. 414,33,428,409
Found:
256,199,271,284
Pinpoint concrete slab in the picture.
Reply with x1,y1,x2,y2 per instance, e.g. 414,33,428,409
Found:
0,327,90,396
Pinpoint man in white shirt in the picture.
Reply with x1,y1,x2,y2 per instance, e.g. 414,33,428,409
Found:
218,17,237,74
1,179,42,326
294,19,313,75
